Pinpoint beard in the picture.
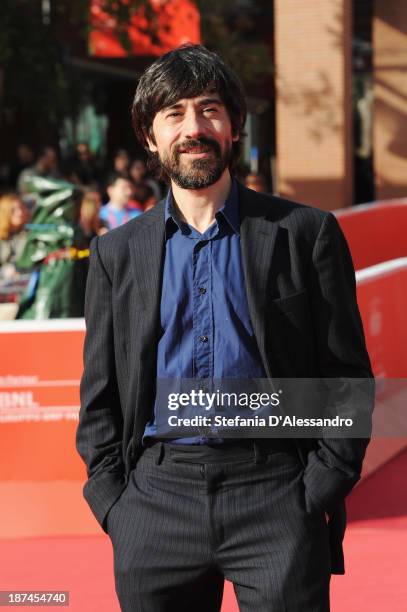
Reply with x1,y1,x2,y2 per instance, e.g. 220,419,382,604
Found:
157,137,232,189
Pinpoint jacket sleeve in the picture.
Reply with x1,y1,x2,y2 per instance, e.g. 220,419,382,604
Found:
303,212,375,514
76,235,127,531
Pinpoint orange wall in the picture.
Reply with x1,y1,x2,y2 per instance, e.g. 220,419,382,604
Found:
274,0,353,210
373,1,407,199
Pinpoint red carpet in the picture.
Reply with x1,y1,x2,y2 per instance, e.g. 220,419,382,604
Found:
1,448,406,611
1,524,406,611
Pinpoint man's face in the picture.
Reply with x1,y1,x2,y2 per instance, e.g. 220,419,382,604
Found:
130,159,147,182
10,197,29,230
39,148,58,173
107,178,133,207
114,152,130,173
77,143,91,161
147,91,239,189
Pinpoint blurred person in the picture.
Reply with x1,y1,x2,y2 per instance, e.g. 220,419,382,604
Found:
244,172,267,193
8,144,35,188
78,190,108,242
112,148,131,178
129,157,162,200
67,142,101,187
0,194,30,276
128,181,157,213
70,190,108,318
127,185,145,214
0,193,31,318
77,44,374,612
100,173,142,230
17,146,61,194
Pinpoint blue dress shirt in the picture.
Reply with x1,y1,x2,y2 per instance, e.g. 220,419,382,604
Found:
142,179,266,444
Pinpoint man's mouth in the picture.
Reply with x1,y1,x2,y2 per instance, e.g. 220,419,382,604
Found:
179,147,213,155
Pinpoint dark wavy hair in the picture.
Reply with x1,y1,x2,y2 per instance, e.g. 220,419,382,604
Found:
131,44,247,178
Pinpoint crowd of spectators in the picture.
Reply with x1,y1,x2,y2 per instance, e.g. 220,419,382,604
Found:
0,142,268,319
3,142,163,209
0,142,165,318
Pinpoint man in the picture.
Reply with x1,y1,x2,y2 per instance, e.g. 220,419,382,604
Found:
68,142,101,187
8,144,34,189
17,146,61,195
111,148,132,178
129,157,162,201
76,45,374,611
99,172,142,230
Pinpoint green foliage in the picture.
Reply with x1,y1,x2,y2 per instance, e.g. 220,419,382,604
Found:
196,0,273,88
0,0,85,125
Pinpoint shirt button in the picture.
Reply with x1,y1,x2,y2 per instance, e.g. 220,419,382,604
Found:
199,335,208,343
199,287,206,294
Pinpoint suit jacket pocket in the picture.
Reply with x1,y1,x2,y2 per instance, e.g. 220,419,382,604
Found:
271,288,308,312
266,289,316,375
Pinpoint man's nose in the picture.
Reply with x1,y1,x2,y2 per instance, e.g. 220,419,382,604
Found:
182,110,206,138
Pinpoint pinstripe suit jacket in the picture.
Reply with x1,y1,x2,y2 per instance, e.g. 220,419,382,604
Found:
76,181,374,574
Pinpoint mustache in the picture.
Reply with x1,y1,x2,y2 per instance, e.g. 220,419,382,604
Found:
174,137,221,156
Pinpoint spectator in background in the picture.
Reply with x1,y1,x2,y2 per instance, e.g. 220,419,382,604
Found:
112,149,131,179
129,158,162,201
8,144,35,189
100,173,142,230
0,194,30,283
244,172,267,193
17,146,61,195
67,142,101,187
72,190,108,317
78,190,108,243
128,182,157,213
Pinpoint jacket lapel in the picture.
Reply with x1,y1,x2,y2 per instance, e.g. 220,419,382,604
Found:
239,184,278,378
127,202,166,456
128,201,166,313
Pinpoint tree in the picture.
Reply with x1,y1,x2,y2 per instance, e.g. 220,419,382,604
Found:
0,0,90,139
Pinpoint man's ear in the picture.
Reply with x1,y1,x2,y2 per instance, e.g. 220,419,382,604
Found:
233,110,247,143
231,122,241,143
145,128,158,153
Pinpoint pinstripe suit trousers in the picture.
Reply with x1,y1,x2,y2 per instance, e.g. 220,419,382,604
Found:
106,441,331,612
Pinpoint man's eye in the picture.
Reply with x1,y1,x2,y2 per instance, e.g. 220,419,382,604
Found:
167,112,181,118
203,107,217,113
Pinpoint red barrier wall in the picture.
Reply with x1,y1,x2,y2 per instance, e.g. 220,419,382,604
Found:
356,258,407,377
0,321,85,481
335,200,407,270
0,320,92,537
1,256,407,536
355,259,407,478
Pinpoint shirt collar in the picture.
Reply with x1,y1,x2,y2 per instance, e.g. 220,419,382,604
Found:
164,177,240,239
